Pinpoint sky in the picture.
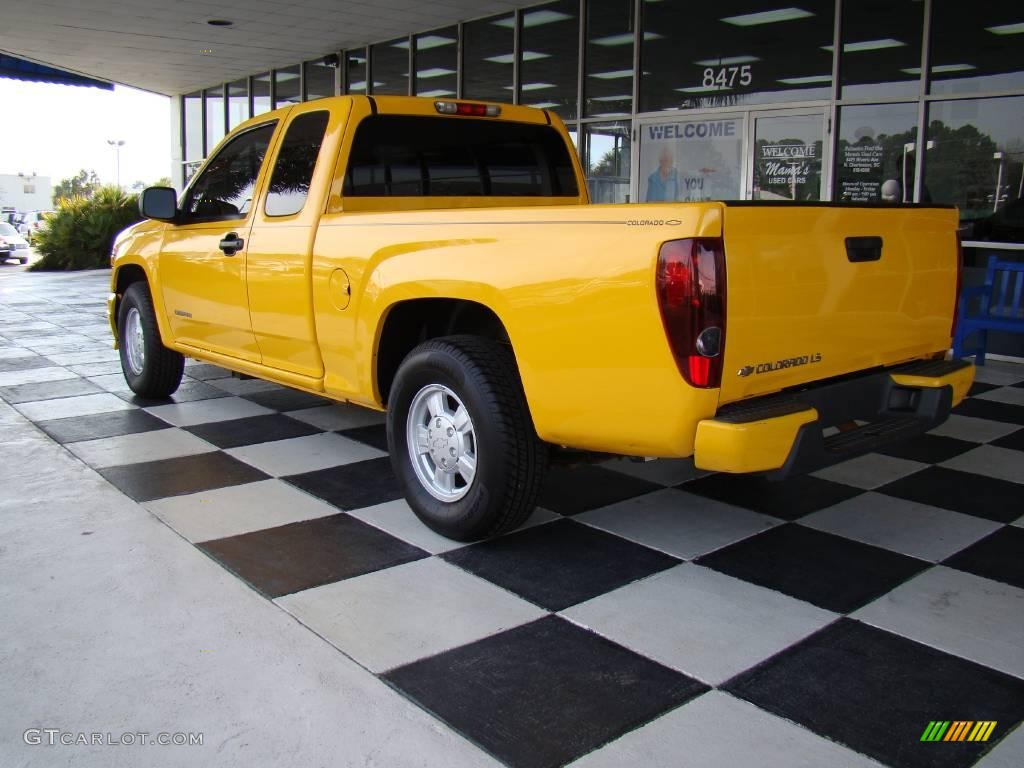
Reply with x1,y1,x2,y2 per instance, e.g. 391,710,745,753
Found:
0,79,171,189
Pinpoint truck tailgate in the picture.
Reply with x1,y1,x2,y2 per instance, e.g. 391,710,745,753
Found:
719,204,959,404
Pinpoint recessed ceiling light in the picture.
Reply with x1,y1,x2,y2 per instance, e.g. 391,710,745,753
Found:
821,38,906,52
526,102,560,109
206,19,233,26
591,94,633,101
503,82,556,91
900,63,976,74
415,67,456,79
493,10,573,29
986,22,1024,35
676,85,728,93
417,89,456,98
777,74,832,84
590,32,663,46
588,69,633,80
484,51,549,64
721,7,813,26
694,55,760,66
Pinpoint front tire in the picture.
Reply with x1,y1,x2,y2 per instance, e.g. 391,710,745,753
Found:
387,336,547,542
117,281,184,398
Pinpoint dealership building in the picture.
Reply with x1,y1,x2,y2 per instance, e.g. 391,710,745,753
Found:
160,0,1024,223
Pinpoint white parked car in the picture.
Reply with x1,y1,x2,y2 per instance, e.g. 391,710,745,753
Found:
0,222,31,264
17,211,53,244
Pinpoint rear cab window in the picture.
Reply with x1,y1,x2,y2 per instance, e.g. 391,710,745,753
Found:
343,115,579,198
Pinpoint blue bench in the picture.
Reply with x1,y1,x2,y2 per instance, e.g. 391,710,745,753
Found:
952,255,1024,365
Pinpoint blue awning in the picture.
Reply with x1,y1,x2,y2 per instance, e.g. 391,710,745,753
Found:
0,54,113,90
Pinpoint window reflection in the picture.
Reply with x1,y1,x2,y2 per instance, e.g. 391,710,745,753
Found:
639,0,833,112
415,27,458,98
520,0,579,119
304,59,336,101
274,65,301,107
930,0,1024,96
840,0,923,99
584,121,631,202
836,103,918,203
926,97,1024,233
372,39,409,95
228,79,249,130
463,14,514,102
586,0,633,117
183,91,203,162
265,112,330,216
205,87,225,155
345,50,368,94
252,73,271,115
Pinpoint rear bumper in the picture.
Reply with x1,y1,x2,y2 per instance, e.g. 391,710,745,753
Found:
694,359,974,478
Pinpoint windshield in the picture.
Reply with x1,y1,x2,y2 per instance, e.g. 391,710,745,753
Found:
0,223,18,236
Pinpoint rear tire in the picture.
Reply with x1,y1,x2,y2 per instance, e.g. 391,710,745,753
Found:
387,336,547,542
117,281,184,398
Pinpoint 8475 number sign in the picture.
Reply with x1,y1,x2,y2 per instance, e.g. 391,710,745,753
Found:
702,65,753,90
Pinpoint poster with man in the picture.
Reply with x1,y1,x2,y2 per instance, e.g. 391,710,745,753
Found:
640,117,744,202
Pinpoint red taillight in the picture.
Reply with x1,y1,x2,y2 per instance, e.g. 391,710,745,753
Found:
656,238,727,388
951,231,963,339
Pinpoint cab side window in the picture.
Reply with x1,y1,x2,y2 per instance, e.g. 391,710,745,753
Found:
180,122,276,221
265,111,330,217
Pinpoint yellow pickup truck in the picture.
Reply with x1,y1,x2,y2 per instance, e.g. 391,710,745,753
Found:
108,95,972,540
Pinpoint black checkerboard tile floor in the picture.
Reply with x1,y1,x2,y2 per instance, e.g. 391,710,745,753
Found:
2,270,1023,768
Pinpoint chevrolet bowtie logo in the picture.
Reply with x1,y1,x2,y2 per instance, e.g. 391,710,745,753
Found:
738,365,754,377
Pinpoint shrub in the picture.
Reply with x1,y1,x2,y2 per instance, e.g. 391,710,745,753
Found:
31,186,141,271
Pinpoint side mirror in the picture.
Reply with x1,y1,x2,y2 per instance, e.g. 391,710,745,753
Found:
139,187,178,221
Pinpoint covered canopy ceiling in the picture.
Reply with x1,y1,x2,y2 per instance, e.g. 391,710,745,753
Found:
0,0,527,95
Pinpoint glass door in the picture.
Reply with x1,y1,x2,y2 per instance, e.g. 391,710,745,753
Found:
748,109,828,201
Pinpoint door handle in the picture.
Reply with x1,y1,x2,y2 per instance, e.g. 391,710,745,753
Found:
219,233,244,256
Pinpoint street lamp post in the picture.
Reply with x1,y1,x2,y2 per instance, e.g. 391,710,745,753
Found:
107,139,125,190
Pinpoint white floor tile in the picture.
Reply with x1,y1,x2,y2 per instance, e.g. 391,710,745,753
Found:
577,488,779,559
568,691,883,768
0,366,77,387
67,361,124,377
972,366,1024,386
974,387,1024,406
854,566,1024,679
286,403,386,431
15,392,135,421
929,414,1021,444
145,479,340,542
348,499,558,555
801,492,1002,562
942,445,1024,485
563,564,835,685
813,453,927,489
145,397,273,427
277,558,546,673
226,431,386,476
66,428,217,469
45,349,121,366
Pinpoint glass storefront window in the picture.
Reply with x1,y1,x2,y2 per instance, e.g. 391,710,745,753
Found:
520,0,579,118
228,79,249,130
584,121,631,202
930,0,1024,96
304,58,336,101
639,116,745,201
463,14,514,103
345,50,368,94
585,0,633,117
840,0,923,100
925,97,1024,230
836,103,919,203
274,65,302,107
183,91,203,162
414,27,458,98
204,87,225,155
639,0,834,112
252,73,271,115
372,38,410,95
